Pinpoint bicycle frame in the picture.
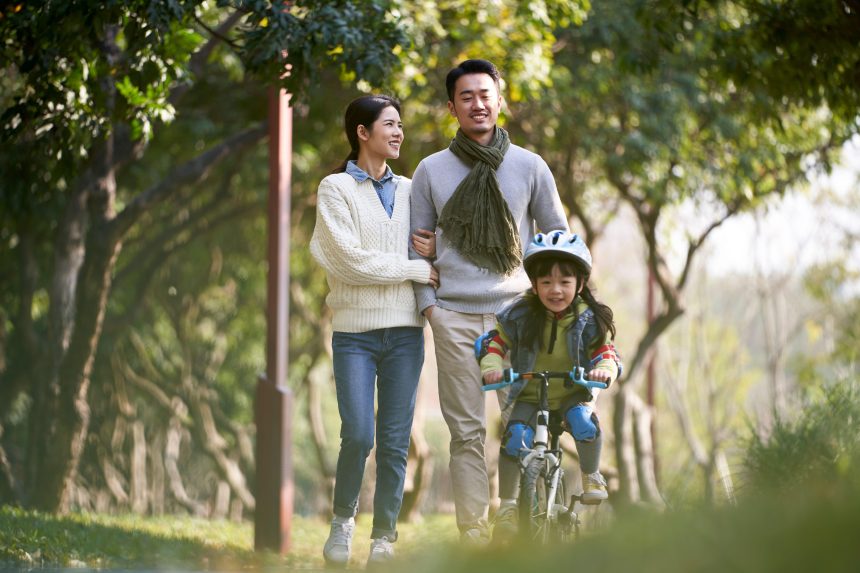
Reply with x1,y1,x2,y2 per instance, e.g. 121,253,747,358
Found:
517,372,564,529
485,368,607,542
483,367,607,542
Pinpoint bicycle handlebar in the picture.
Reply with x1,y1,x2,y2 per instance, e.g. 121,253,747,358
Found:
481,367,609,392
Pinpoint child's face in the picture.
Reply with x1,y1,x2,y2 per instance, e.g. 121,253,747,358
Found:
532,264,580,314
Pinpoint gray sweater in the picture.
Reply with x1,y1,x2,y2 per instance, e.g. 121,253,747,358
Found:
410,143,568,314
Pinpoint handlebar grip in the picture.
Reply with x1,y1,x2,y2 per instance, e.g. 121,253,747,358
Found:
481,368,518,392
569,367,609,389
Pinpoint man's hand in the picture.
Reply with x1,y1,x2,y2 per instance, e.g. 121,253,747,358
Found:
423,305,435,319
428,266,439,288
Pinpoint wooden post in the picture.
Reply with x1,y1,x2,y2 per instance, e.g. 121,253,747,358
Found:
255,86,294,554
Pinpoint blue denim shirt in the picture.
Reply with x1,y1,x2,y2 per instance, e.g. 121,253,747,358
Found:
346,160,397,218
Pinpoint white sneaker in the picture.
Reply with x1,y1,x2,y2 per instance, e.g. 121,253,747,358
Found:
367,535,395,565
581,471,609,505
460,526,491,547
323,515,354,568
492,501,518,541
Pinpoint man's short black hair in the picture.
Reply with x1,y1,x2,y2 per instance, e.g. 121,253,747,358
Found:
445,59,501,102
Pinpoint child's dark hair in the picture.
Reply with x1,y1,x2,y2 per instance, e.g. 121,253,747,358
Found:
333,94,401,174
522,257,616,353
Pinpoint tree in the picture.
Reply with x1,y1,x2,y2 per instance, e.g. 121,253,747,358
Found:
0,0,406,512
508,0,857,505
647,0,860,126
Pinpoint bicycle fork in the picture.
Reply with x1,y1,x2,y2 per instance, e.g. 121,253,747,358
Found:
521,406,565,523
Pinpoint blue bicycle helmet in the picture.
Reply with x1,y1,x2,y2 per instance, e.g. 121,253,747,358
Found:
523,230,592,277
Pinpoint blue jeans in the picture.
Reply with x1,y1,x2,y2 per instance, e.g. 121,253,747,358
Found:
331,327,424,539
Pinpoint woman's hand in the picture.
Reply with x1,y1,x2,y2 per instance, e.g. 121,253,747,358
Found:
483,370,503,385
412,228,436,258
428,265,439,288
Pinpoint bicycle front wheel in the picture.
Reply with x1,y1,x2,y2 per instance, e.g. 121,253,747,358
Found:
550,469,575,543
518,457,549,543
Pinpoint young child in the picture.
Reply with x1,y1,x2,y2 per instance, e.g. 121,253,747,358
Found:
476,230,622,540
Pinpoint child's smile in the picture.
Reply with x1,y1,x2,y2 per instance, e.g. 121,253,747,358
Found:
533,264,580,313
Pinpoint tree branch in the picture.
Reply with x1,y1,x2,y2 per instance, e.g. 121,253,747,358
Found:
112,123,267,238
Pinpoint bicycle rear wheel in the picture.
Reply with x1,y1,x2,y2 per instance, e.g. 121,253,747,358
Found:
518,457,549,543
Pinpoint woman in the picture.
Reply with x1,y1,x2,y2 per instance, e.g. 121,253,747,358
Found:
310,94,437,567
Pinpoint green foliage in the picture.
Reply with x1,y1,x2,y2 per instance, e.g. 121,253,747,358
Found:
802,260,860,370
743,378,860,493
406,488,860,572
653,0,860,127
530,0,842,215
0,1,407,146
394,0,589,102
235,0,407,94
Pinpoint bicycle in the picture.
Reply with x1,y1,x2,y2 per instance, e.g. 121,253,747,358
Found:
483,367,608,543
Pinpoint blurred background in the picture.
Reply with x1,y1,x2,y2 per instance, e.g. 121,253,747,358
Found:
1,0,858,527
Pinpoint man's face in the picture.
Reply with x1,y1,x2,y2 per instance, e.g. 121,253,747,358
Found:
447,73,502,144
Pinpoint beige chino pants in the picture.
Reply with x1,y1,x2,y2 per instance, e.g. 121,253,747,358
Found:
428,306,508,534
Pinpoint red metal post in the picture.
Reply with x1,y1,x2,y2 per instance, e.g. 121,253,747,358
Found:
255,86,294,554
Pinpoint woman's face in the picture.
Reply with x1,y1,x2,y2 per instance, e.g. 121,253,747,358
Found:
359,105,403,161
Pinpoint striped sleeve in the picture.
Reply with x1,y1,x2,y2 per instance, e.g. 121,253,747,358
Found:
479,323,512,377
588,335,623,383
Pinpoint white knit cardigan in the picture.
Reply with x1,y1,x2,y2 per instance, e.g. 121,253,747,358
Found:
310,172,432,333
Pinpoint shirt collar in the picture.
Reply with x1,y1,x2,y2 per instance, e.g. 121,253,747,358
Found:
346,160,395,184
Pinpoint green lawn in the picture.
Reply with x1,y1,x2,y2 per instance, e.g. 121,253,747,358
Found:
6,484,860,573
0,506,459,570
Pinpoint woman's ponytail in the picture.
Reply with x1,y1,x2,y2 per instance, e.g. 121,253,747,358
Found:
332,149,359,174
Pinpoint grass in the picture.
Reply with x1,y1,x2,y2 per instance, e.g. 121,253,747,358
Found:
0,506,458,570
4,486,860,572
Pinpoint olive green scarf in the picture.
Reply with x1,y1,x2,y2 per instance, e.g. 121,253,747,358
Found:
438,127,522,275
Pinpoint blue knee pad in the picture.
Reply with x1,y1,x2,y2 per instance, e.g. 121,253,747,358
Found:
503,422,534,457
566,405,599,441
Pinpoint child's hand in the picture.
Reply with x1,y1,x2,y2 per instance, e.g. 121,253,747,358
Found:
412,229,436,258
589,369,611,383
483,370,503,385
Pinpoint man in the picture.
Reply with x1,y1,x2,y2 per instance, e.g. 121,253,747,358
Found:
410,59,568,543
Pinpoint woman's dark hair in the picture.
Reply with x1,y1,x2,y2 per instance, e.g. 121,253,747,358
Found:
445,59,501,101
521,257,616,354
332,94,401,174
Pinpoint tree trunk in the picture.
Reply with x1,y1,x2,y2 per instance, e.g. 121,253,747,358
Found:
28,119,121,509
612,385,640,505
630,392,663,505
131,420,148,513
149,431,166,515
30,225,121,511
